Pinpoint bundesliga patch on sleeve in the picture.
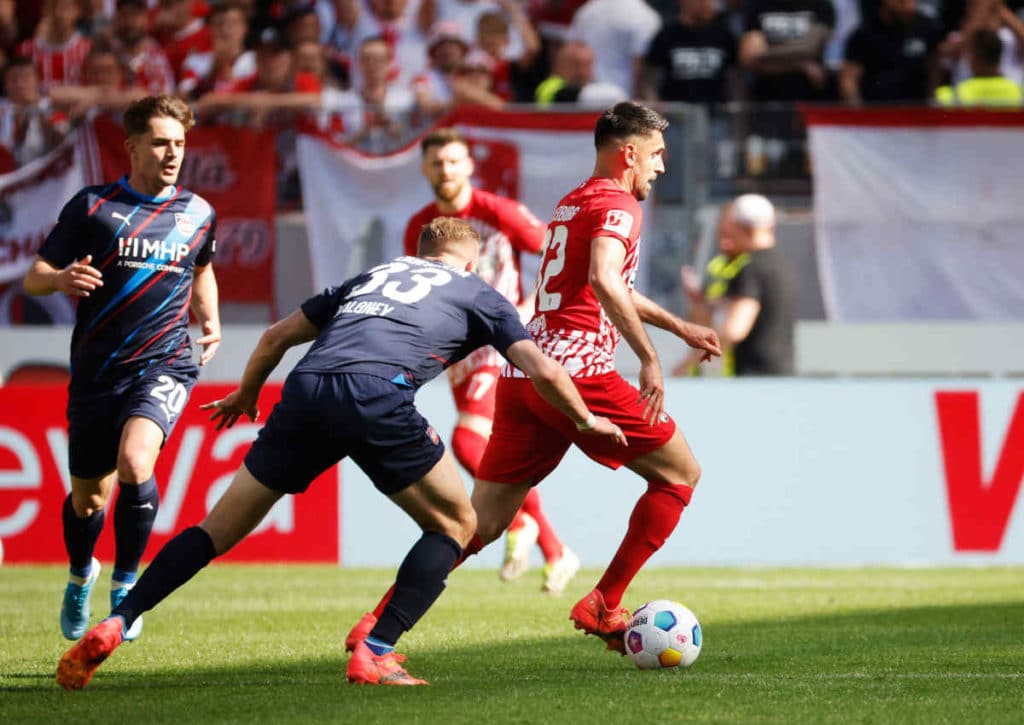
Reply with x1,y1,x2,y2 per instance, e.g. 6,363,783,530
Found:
602,209,634,237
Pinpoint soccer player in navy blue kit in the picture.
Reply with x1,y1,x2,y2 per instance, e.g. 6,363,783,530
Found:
23,95,221,645
56,218,624,689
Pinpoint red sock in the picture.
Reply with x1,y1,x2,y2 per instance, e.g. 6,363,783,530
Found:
370,533,484,619
596,482,692,609
520,487,563,563
451,426,487,476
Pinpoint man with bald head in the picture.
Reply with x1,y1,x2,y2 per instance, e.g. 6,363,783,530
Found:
675,194,796,376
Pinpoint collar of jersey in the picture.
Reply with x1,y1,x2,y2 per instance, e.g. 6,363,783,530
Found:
117,174,178,203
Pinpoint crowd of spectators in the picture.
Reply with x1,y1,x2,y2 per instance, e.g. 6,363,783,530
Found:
0,0,1022,171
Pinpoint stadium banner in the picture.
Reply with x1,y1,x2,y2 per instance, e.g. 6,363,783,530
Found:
296,107,601,292
0,126,98,287
341,378,1024,567
91,114,276,307
804,108,1024,321
0,383,340,563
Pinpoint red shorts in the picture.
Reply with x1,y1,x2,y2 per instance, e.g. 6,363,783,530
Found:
477,371,677,485
449,365,501,418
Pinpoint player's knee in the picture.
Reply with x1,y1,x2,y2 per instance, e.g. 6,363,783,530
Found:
116,448,157,483
684,459,701,489
434,506,477,548
72,490,110,516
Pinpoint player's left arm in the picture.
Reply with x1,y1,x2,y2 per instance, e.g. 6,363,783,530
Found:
630,288,723,361
201,309,320,430
190,263,222,365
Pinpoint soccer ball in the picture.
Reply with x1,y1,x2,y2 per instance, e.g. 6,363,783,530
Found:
625,600,702,670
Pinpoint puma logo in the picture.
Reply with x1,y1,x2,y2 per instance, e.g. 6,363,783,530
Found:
132,502,154,511
112,211,132,226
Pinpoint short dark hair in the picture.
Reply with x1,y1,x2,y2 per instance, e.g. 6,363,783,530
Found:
594,102,668,149
123,94,195,137
971,28,1003,69
420,127,468,155
3,56,36,75
417,217,480,256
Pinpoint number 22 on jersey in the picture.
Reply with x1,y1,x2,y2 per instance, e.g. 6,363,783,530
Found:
536,224,568,312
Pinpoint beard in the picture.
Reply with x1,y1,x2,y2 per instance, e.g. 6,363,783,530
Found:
433,179,464,203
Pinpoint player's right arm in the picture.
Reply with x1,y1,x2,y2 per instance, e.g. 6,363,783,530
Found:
504,339,626,446
23,191,102,297
202,309,319,430
588,235,664,425
23,255,103,297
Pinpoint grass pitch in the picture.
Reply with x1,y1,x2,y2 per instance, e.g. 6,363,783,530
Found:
1,565,1022,724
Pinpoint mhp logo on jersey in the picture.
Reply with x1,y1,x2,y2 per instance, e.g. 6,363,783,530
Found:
118,236,191,263
602,209,634,237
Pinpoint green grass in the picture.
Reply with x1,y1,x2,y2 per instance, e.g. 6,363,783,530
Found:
2,566,1023,724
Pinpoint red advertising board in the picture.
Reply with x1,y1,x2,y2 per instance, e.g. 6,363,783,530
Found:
92,114,276,308
0,383,339,563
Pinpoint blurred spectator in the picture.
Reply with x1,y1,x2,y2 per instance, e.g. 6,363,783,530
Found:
108,0,176,94
739,0,835,101
526,0,586,43
322,0,362,86
0,57,68,172
0,0,17,57
451,46,507,108
942,0,1024,86
534,38,594,103
193,26,321,127
437,0,539,66
50,45,148,117
19,0,92,92
641,0,738,104
153,0,213,79
78,0,116,38
319,34,418,150
673,194,794,377
474,6,541,100
839,0,943,105
348,0,432,85
935,26,1024,103
178,1,254,98
413,20,470,117
567,0,662,98
286,2,323,47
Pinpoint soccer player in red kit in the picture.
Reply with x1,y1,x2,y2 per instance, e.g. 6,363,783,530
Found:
403,128,580,594
470,101,721,653
345,102,721,656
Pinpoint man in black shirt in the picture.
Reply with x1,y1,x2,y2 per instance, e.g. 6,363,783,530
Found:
739,0,835,101
676,194,795,376
840,0,943,104
643,0,738,104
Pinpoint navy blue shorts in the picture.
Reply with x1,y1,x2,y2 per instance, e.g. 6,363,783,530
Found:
244,372,445,496
67,359,199,479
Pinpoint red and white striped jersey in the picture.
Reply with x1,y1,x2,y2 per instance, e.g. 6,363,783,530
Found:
404,187,546,375
515,176,643,378
19,33,92,92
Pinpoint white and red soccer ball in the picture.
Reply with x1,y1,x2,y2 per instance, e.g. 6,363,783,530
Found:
625,600,702,670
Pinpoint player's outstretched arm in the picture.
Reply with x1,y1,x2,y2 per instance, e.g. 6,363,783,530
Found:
190,263,222,365
589,236,665,424
22,255,103,298
631,288,723,363
201,309,319,430
504,339,626,446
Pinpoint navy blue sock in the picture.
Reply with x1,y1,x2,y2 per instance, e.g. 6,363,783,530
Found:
113,477,160,584
370,531,462,645
112,526,216,628
62,494,105,573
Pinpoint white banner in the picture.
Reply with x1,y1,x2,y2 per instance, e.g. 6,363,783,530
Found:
297,108,602,292
0,125,99,285
806,109,1024,321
